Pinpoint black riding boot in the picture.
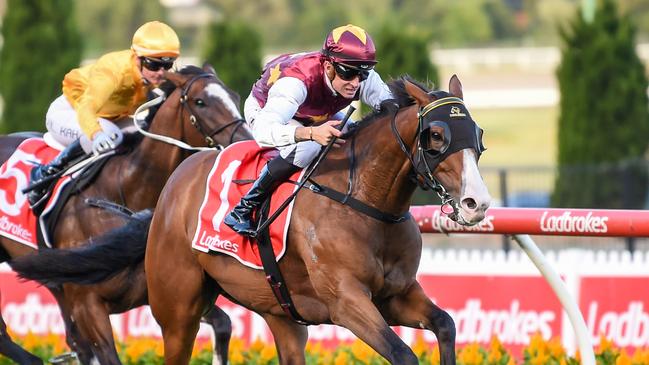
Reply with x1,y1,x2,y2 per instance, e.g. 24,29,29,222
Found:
26,139,85,207
224,157,300,237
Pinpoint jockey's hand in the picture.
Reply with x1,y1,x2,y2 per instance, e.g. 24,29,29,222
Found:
312,120,345,147
92,131,119,155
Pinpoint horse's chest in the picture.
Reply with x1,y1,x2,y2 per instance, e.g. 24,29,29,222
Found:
377,240,420,297
379,266,413,297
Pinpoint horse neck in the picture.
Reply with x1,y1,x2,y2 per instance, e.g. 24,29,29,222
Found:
117,100,190,208
350,106,419,214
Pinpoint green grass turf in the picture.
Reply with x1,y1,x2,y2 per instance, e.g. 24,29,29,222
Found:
471,106,558,168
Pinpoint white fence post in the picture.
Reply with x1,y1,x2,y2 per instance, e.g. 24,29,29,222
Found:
513,234,595,365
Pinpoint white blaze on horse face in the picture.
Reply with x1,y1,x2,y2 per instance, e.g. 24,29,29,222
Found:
205,83,243,120
459,149,491,224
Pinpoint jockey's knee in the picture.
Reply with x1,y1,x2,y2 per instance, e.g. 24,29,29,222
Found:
286,140,321,168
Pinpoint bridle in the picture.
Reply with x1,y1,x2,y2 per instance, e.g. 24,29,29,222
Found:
390,96,484,224
178,73,246,148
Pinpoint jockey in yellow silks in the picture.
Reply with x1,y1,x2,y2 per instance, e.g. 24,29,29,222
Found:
27,21,180,207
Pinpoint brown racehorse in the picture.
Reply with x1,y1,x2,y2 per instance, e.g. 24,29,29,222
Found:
0,65,250,365
141,76,491,364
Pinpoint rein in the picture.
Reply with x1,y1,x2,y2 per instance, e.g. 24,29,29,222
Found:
252,98,473,326
258,98,472,230
306,99,464,224
132,73,244,152
179,73,246,148
133,96,214,151
254,106,357,234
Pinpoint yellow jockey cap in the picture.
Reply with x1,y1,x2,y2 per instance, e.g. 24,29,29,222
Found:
131,21,180,59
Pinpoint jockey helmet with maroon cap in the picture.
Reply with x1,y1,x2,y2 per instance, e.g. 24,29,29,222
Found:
322,24,377,77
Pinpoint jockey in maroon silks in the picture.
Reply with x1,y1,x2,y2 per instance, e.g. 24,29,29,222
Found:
225,24,396,236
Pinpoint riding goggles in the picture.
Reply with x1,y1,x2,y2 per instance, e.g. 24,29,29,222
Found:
333,62,371,81
141,57,175,71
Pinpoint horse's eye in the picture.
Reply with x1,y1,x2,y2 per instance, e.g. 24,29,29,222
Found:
431,132,443,141
195,99,206,107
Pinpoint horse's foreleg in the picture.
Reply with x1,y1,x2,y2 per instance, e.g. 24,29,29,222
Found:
0,310,43,365
67,291,121,365
263,314,308,365
380,281,456,365
200,306,232,365
327,280,418,365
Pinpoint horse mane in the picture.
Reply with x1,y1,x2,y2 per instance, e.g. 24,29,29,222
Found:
344,76,434,137
120,131,143,148
161,65,240,105
387,76,435,109
158,65,209,95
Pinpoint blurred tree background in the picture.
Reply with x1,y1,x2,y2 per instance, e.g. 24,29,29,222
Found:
198,0,649,50
42,0,649,59
552,0,649,209
0,0,81,133
202,21,262,101
75,0,165,57
374,25,439,86
1,0,649,210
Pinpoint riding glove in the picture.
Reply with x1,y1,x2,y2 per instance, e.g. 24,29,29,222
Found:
92,131,121,155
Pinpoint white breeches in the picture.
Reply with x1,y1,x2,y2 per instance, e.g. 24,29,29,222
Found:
45,95,124,154
244,95,350,168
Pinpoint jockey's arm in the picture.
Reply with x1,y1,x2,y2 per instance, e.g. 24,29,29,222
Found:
76,65,121,140
250,77,307,148
359,70,394,110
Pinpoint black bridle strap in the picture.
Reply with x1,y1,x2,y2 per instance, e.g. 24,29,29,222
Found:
304,181,411,223
229,120,246,145
387,99,462,219
206,118,246,139
303,114,411,224
254,106,356,235
389,107,419,171
179,73,245,147
256,98,469,231
389,105,439,192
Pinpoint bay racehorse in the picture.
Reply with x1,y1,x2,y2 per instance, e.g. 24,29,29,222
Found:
0,65,250,365
11,75,490,364
141,75,491,364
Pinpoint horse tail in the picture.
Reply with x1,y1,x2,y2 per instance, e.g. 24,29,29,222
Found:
9,209,153,286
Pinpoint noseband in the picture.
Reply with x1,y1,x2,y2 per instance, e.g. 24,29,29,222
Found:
179,73,245,148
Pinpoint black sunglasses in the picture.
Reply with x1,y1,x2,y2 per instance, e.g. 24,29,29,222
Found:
333,62,370,81
141,57,174,72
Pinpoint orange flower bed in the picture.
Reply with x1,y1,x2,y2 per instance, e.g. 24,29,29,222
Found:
0,331,643,365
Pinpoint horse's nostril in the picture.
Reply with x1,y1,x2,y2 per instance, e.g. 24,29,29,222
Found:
462,198,477,210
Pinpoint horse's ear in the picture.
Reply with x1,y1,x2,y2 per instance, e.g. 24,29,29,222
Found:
449,74,463,99
404,79,434,106
164,71,188,88
202,62,217,76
